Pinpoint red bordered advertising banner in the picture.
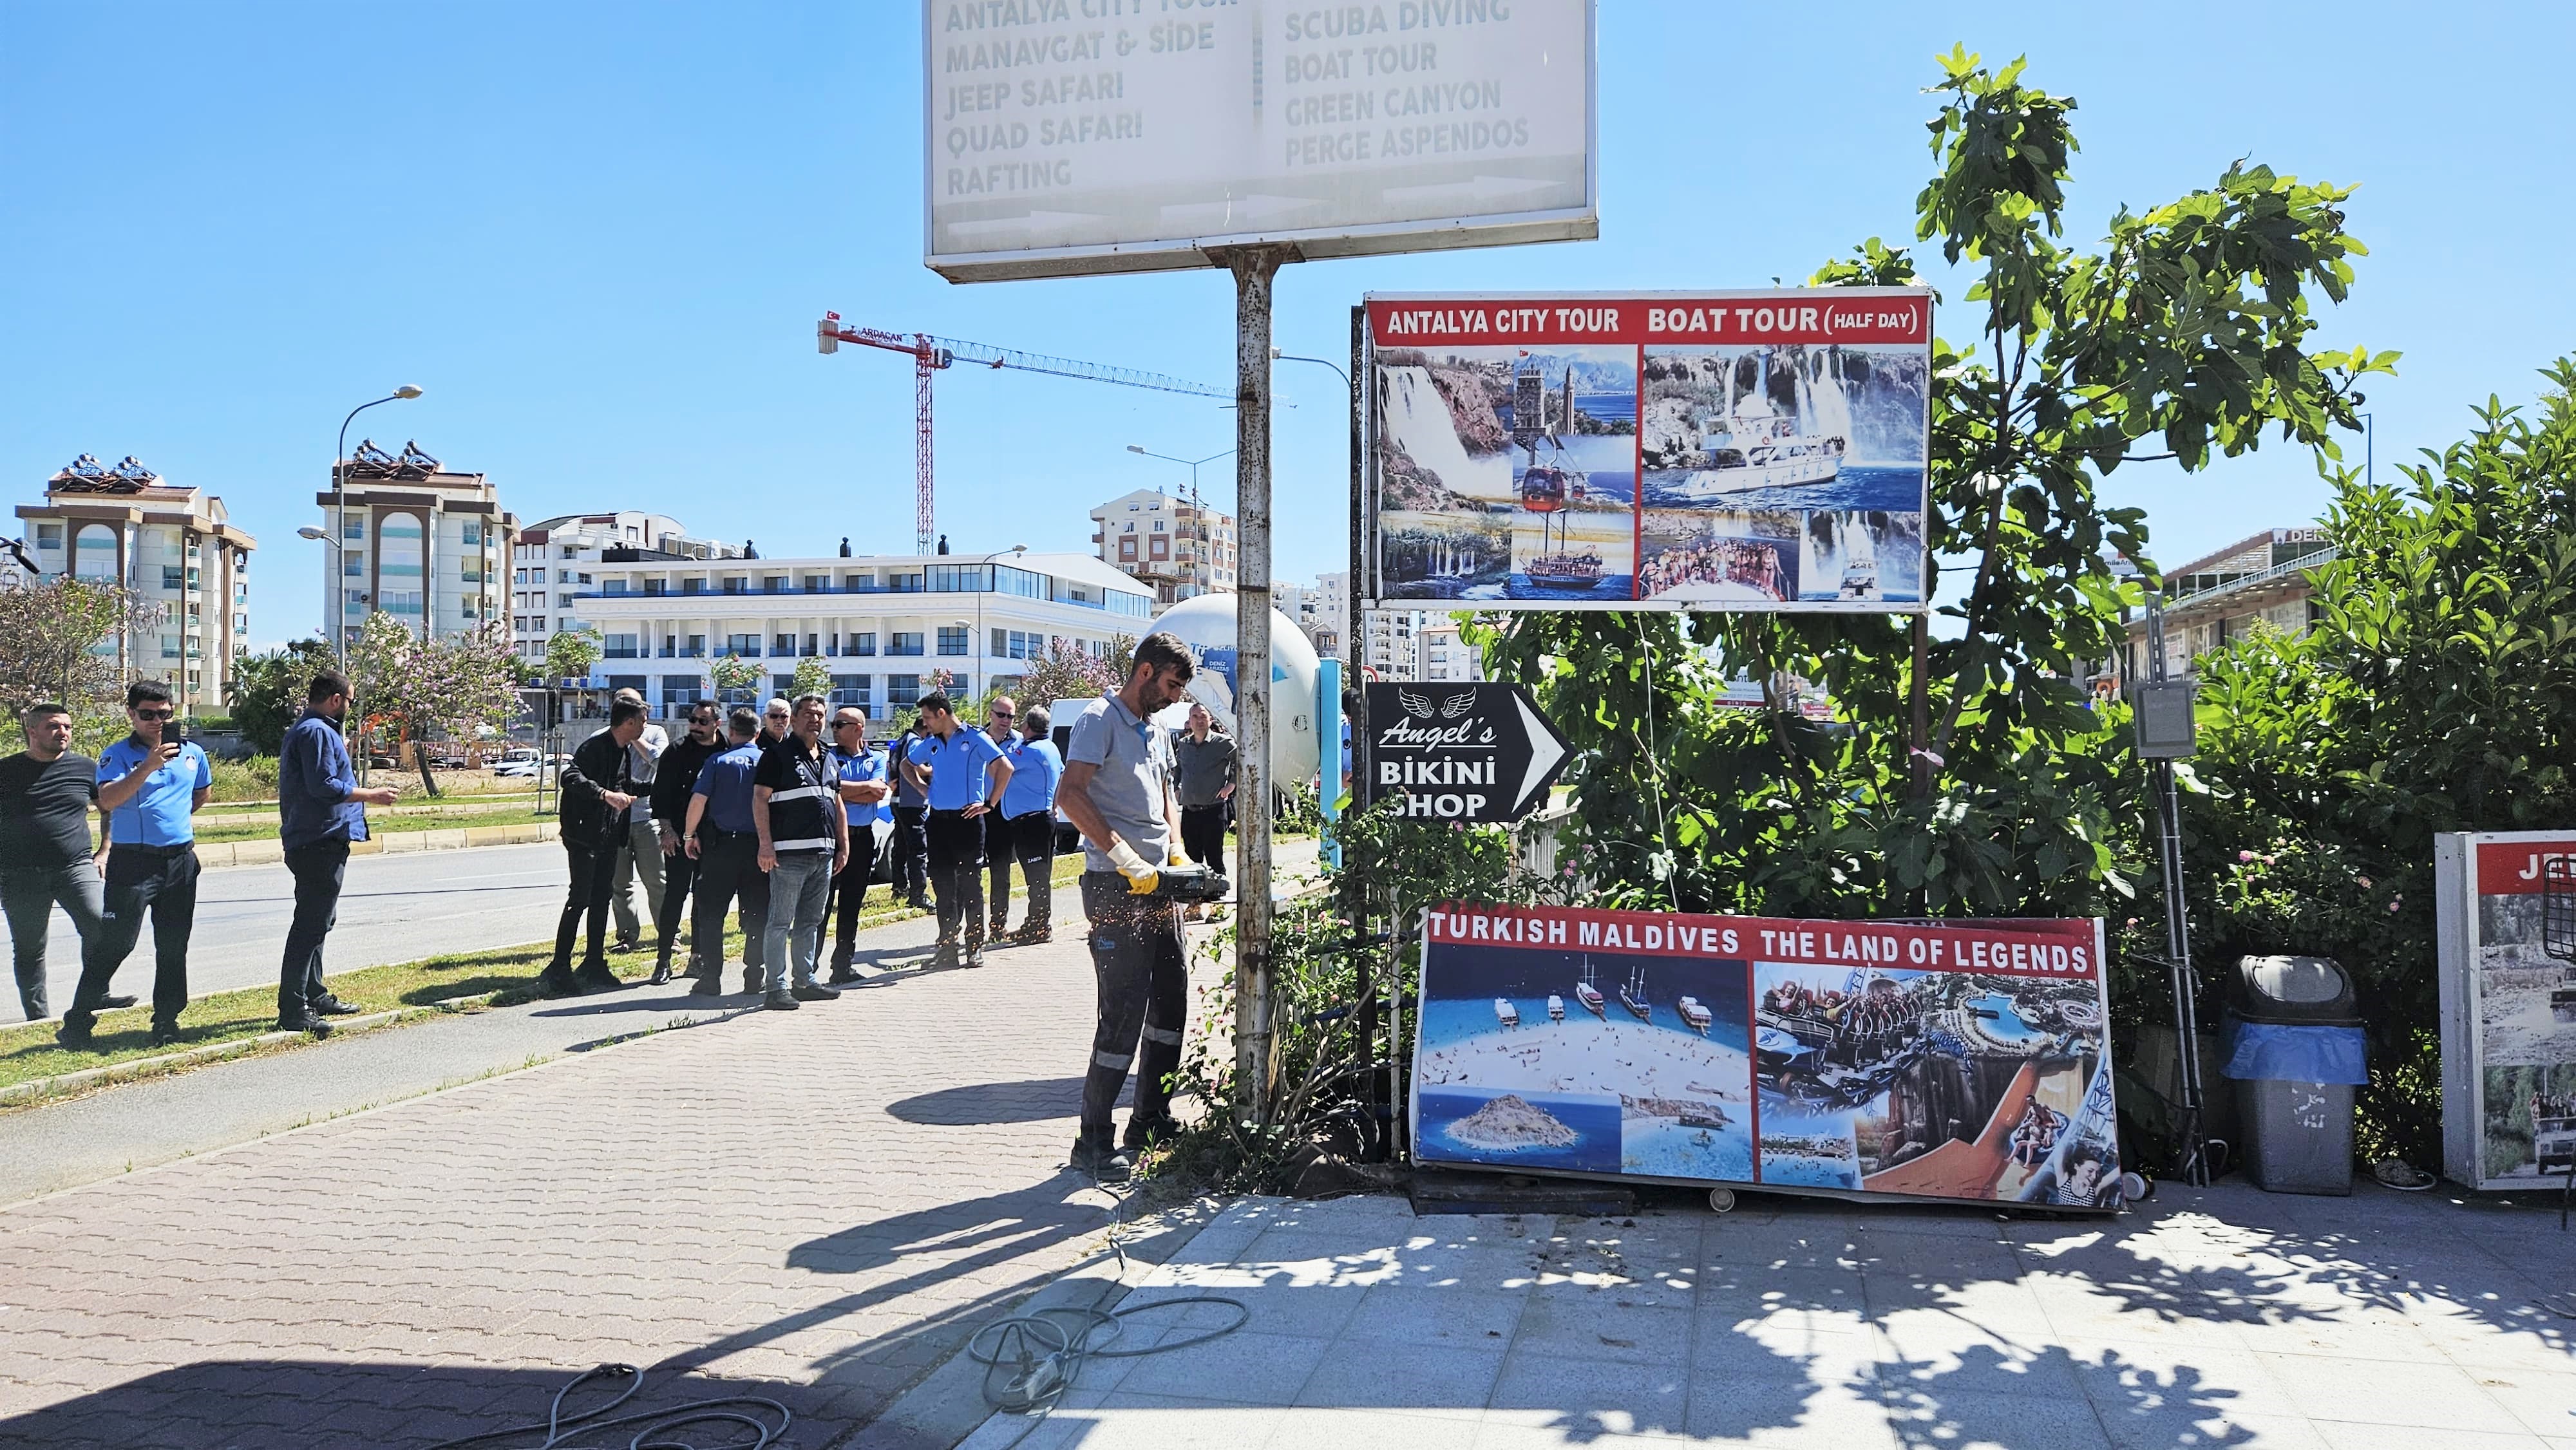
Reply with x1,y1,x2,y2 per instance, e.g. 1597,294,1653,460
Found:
2436,831,2576,1190
1363,287,1933,614
1409,903,2122,1208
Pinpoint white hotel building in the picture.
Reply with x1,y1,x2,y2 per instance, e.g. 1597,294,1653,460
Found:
569,549,1154,721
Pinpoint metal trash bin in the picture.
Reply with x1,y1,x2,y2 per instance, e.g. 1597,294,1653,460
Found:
2221,956,2367,1196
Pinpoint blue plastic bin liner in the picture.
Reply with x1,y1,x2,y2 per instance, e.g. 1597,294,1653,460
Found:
2219,1013,2367,1086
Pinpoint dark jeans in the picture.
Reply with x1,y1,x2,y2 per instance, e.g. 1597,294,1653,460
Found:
279,840,350,1022
985,812,1016,930
66,845,199,1032
689,831,768,979
1077,872,1188,1136
1004,811,1056,934
654,842,697,954
926,808,986,950
889,805,930,903
828,824,884,969
551,837,621,973
1,860,107,1021
1180,802,1231,872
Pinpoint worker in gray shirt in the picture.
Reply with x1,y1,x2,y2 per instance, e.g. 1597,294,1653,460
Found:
1057,631,1197,1184
1171,702,1236,875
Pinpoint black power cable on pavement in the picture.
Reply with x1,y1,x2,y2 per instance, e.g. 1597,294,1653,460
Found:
421,1363,790,1450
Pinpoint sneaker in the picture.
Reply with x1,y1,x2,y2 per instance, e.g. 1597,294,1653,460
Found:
571,965,626,994
1017,927,1053,945
1070,1136,1132,1184
790,982,840,1002
764,992,800,1012
535,966,582,998
826,965,863,986
148,1024,183,1049
1122,1114,1183,1153
743,967,766,995
310,995,363,1017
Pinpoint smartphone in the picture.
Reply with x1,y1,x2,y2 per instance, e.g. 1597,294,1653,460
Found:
171,719,191,746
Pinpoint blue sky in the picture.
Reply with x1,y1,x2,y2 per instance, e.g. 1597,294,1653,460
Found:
6,3,2571,649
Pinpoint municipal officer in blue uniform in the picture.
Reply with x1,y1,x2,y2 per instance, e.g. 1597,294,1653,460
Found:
996,704,1063,944
683,706,768,995
824,706,891,983
903,692,1012,970
57,681,212,1048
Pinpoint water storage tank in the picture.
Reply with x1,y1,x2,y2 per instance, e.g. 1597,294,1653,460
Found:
1145,594,1322,787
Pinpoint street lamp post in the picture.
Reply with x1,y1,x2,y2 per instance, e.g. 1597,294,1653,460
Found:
1125,446,1236,598
296,527,345,647
971,544,1028,701
331,386,424,670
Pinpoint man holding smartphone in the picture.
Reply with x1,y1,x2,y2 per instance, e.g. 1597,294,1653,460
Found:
57,681,212,1049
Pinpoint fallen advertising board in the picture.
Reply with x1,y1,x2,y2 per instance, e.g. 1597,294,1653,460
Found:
923,1,1596,281
1410,903,2121,1207
2436,831,2576,1190
1362,288,1933,612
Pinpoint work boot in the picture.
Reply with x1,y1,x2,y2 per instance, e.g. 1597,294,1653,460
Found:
791,982,840,1002
932,934,961,972
743,966,765,995
276,1015,333,1039
149,1022,183,1049
826,964,863,986
1122,1113,1183,1154
53,1021,93,1051
764,989,800,1012
688,974,721,997
535,965,582,998
1070,1133,1132,1185
572,962,625,994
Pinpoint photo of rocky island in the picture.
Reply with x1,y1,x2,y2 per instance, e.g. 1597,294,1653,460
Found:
1412,940,1754,1183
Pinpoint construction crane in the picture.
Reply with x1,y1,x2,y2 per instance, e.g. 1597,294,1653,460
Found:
818,313,1231,555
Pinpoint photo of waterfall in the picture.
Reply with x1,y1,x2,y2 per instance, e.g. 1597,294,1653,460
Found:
1379,510,1512,598
1800,511,1926,604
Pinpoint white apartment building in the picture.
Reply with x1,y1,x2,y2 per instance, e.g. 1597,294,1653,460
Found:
1090,488,1238,604
570,549,1154,721
319,440,515,648
17,454,254,713
1310,570,1349,662
511,511,741,663
1414,616,1485,683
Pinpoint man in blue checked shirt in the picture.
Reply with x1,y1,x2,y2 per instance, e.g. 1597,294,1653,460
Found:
824,706,891,984
56,681,212,1049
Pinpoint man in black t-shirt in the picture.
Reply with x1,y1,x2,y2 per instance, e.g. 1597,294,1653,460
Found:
0,703,110,1021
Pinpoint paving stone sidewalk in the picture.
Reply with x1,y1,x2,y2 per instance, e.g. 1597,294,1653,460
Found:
958,1182,2576,1450
0,891,1228,1450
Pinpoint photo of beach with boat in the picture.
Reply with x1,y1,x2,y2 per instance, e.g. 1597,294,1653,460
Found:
1372,343,1638,603
1412,941,1756,1184
1750,963,2117,1206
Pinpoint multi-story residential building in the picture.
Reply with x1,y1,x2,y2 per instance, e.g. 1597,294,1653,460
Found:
2111,527,2333,684
1363,609,1424,678
16,454,254,713
1311,570,1350,662
567,549,1154,721
1414,616,1485,683
319,440,516,648
1090,488,1238,604
510,512,739,663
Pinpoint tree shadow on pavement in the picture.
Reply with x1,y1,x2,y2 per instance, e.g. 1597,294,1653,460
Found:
884,1077,1094,1125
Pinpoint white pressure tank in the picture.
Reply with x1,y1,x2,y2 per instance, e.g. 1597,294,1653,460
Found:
1144,593,1322,787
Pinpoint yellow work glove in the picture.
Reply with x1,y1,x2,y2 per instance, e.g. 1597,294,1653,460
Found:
1167,843,1195,871
1108,840,1160,897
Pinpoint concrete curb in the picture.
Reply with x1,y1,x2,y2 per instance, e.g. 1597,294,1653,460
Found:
190,820,558,869
841,1196,1228,1450
0,1009,415,1107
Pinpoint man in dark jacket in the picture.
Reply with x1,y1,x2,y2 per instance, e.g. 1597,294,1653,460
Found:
647,699,725,984
542,699,645,997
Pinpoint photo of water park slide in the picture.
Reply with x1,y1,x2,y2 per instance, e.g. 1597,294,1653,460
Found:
1412,941,1756,1184
1637,508,1801,603
1752,964,2117,1205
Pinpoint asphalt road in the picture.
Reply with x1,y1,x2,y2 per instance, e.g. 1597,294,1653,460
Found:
23,842,574,1020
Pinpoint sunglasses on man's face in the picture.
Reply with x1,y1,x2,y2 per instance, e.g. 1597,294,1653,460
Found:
133,708,175,720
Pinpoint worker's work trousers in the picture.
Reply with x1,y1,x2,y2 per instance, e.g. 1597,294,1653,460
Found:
610,816,665,941
925,808,986,950
1077,872,1188,1136
1004,811,1055,936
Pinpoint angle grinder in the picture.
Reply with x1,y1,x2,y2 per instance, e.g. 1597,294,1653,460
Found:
1142,863,1231,903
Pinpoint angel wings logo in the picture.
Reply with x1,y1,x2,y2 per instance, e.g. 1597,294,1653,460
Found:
1397,688,1479,720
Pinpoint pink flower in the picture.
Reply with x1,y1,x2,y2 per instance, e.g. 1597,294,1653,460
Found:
2356,876,2372,889
2238,851,2257,863
2262,855,2277,866
2387,898,2402,913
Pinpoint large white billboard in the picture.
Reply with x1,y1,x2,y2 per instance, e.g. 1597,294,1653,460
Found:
923,0,1596,282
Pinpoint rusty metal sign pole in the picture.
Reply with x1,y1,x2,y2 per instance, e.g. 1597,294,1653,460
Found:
1209,243,1298,1127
